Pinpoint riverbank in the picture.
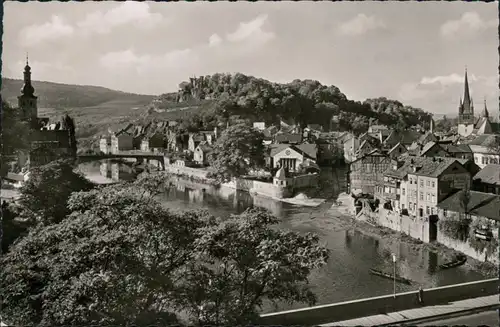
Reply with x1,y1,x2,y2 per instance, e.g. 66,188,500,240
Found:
330,194,497,279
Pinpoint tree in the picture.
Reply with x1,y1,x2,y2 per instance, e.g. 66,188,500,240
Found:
176,207,329,325
18,159,95,225
1,174,329,327
1,100,30,177
208,123,266,181
1,201,30,253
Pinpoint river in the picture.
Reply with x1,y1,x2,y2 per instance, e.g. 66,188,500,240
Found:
78,160,486,313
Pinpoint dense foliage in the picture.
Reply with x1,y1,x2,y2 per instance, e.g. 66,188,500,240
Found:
208,123,266,181
468,217,499,258
163,73,431,134
1,172,329,326
18,160,95,225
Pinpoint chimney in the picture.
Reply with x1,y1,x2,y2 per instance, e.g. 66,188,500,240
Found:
412,165,417,173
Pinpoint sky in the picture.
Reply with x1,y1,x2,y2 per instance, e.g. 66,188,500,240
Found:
2,1,498,115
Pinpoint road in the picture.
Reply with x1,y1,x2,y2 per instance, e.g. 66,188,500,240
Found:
419,309,499,326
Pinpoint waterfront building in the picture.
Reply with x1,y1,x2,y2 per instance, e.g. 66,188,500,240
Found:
349,149,394,195
269,143,318,172
377,157,471,217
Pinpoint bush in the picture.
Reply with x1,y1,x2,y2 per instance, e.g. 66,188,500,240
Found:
438,212,472,241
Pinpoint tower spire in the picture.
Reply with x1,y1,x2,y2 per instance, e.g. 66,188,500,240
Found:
482,97,489,117
26,52,29,66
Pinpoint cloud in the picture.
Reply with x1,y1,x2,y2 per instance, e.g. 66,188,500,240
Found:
440,12,496,38
399,73,497,103
18,3,164,46
19,15,74,47
208,34,223,47
77,2,163,35
8,59,76,80
338,14,385,36
225,14,275,46
99,48,197,74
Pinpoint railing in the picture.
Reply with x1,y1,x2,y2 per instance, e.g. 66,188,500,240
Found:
257,278,498,325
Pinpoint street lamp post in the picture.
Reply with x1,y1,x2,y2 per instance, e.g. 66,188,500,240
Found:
392,253,397,298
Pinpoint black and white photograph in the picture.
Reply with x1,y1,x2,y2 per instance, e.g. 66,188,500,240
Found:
1,1,499,326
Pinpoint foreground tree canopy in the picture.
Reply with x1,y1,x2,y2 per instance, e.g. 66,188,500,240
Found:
1,172,329,326
208,123,266,181
18,159,95,225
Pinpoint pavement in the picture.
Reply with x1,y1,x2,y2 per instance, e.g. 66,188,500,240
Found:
321,294,500,326
419,309,499,326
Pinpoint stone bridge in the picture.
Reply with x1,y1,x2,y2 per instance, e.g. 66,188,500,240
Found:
77,151,166,170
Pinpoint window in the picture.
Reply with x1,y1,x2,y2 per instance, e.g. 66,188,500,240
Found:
402,188,406,195
420,180,424,187
443,209,447,217
426,180,430,187
420,192,423,200
482,157,487,165
474,157,478,163
431,194,436,203
409,178,413,184
426,193,430,201
431,181,435,188
426,206,430,214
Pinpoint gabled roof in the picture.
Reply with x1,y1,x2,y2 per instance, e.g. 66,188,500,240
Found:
438,190,500,222
473,164,500,185
420,141,442,156
388,142,407,155
269,143,317,160
413,157,464,178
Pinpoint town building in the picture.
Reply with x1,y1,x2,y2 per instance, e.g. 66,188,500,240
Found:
269,143,318,172
419,141,449,157
387,142,407,159
349,150,394,195
377,157,471,217
193,141,213,165
110,130,134,154
17,59,77,168
472,164,500,195
441,143,473,160
343,134,360,163
99,135,112,154
467,134,500,168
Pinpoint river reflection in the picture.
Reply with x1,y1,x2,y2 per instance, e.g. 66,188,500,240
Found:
79,160,487,313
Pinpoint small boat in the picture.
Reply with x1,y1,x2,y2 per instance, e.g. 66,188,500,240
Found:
439,255,467,270
369,269,413,285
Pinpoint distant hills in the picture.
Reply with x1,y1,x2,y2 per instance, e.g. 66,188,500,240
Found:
1,78,156,109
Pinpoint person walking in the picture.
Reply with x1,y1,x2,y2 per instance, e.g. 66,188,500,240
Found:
418,286,424,305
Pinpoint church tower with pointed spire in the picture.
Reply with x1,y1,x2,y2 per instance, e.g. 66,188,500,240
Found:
17,55,39,129
457,67,476,137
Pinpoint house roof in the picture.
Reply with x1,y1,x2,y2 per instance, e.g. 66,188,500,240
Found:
438,190,500,222
442,143,472,153
467,134,500,147
420,141,441,156
384,156,463,179
275,133,302,144
197,141,213,153
388,142,407,155
5,172,24,182
473,164,500,185
269,143,317,160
